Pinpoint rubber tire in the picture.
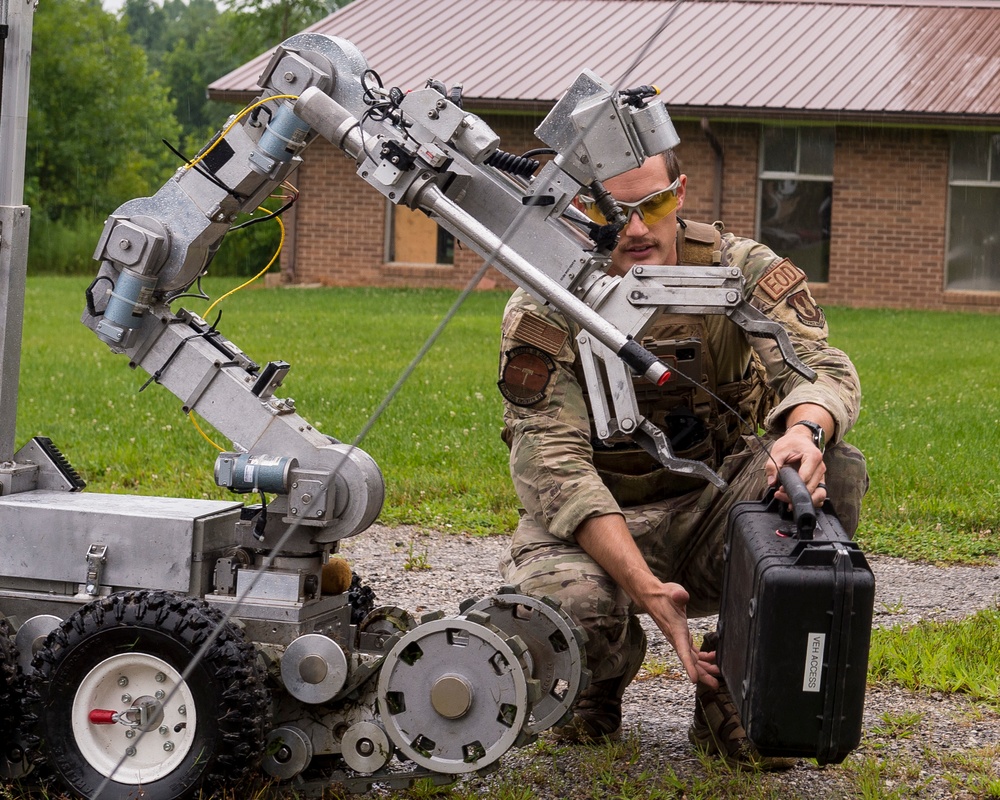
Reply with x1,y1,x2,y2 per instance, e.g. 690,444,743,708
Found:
22,590,270,800
0,616,23,766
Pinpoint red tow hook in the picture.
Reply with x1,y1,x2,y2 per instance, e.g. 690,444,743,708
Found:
88,709,119,725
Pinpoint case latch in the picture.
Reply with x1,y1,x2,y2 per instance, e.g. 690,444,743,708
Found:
83,544,108,596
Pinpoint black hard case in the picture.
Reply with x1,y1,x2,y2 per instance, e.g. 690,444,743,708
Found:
717,469,875,765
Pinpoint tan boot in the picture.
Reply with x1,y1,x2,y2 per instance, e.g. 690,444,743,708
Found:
688,632,796,770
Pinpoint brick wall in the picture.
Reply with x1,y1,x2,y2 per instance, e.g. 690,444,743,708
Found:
285,114,1000,313
825,126,951,311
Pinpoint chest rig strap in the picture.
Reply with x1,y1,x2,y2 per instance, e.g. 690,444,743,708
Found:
677,218,723,267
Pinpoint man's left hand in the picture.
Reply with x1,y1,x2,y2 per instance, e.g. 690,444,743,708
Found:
765,405,834,507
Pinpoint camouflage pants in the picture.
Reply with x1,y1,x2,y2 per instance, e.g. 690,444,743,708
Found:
498,437,868,683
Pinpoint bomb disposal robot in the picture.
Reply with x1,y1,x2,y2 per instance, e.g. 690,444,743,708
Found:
0,20,813,800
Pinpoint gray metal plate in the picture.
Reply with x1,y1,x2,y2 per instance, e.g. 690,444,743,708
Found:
0,490,242,591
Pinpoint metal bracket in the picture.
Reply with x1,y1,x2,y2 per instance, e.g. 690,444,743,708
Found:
213,556,239,595
284,473,331,526
83,543,108,596
624,265,744,313
727,301,817,381
634,419,727,489
182,359,236,413
0,460,37,495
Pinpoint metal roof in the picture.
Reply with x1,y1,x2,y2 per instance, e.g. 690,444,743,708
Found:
208,0,1000,125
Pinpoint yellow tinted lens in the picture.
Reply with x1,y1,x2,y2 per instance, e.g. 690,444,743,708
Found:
637,190,679,226
581,202,608,225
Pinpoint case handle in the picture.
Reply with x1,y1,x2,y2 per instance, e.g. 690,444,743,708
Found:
778,466,817,539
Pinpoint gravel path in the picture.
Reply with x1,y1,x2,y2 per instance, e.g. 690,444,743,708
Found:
338,525,1000,799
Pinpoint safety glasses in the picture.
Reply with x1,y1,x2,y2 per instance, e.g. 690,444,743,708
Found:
579,176,682,227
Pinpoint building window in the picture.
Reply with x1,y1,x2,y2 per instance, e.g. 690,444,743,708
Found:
386,203,455,265
757,126,835,282
947,132,1000,292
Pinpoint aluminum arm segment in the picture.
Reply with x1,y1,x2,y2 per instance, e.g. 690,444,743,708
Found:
81,36,384,544
292,84,671,388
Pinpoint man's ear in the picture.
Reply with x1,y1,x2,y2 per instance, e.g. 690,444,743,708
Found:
676,174,688,210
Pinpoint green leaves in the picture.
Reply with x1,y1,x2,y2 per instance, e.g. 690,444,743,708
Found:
27,0,181,220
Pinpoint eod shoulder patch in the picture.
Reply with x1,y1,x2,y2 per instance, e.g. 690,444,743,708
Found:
757,258,806,302
498,346,556,406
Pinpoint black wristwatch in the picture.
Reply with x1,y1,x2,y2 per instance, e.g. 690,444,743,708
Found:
791,420,826,453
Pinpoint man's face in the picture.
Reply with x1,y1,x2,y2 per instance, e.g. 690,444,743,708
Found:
601,156,686,277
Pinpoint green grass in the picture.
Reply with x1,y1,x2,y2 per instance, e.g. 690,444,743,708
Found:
831,307,1000,563
869,607,1000,705
12,277,1000,557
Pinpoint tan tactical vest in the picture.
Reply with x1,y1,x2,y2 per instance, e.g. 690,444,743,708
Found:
585,219,775,504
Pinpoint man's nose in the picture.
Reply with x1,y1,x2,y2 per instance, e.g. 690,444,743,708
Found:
622,209,648,235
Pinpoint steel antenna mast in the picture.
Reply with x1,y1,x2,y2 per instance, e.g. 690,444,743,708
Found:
0,0,34,463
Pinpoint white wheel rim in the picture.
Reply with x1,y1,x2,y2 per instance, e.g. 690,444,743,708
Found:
71,652,197,783
377,617,530,774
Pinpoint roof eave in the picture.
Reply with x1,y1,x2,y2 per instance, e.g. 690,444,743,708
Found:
207,88,259,104
436,99,1000,129
203,91,1000,131
671,107,1000,129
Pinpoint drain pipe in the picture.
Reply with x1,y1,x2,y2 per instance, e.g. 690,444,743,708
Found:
700,118,723,221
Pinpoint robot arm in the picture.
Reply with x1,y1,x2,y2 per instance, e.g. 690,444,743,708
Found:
86,39,365,348
285,40,816,487
82,37,383,545
84,32,814,511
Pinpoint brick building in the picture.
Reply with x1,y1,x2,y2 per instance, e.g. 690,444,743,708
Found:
209,0,1000,313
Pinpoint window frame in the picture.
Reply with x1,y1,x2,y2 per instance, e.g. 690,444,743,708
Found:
945,131,1000,293
756,125,836,284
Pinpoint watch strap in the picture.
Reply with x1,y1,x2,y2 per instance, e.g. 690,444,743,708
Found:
791,420,825,452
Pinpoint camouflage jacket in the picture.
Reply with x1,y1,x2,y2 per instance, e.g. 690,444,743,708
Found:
498,220,861,542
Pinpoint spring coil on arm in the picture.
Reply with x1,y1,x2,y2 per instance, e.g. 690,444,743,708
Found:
485,149,540,179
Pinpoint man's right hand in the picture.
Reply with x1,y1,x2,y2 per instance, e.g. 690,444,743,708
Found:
575,514,720,688
642,579,720,687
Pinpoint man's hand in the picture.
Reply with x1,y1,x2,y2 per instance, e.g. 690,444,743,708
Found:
641,579,720,687
766,404,834,507
575,515,720,688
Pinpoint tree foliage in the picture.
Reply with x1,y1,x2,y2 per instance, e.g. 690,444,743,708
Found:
122,0,248,138
26,0,181,220
23,0,352,271
224,0,340,48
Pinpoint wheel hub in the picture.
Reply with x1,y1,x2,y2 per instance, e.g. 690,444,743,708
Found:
376,615,535,774
71,653,196,783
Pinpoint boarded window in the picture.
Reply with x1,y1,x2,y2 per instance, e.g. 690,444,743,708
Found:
757,127,834,283
386,204,455,265
947,132,1000,292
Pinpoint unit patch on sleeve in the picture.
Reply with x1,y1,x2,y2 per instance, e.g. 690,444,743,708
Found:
758,258,807,301
786,289,826,328
498,346,556,406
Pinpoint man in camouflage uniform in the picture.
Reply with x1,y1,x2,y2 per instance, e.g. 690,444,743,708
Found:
497,150,867,763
